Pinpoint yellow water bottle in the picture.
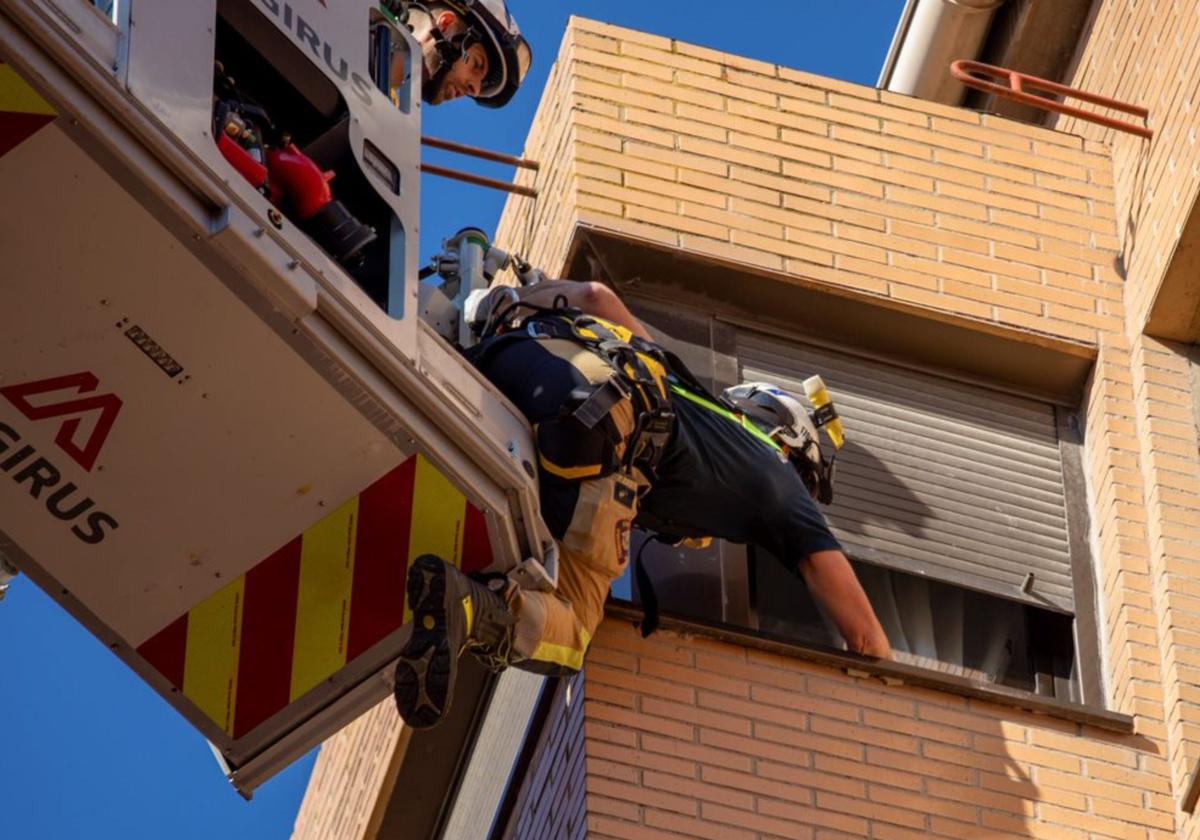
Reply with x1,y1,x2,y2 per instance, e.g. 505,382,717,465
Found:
803,375,845,449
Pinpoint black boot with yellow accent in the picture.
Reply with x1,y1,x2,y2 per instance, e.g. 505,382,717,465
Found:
393,554,515,729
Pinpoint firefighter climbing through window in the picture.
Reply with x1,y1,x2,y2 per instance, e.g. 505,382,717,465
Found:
394,279,893,729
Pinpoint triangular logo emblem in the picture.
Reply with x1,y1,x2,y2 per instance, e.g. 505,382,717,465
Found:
1,373,123,472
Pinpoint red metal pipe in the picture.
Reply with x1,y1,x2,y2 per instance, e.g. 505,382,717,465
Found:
950,59,1153,139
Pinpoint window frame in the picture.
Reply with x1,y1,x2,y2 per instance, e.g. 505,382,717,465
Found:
622,292,1107,710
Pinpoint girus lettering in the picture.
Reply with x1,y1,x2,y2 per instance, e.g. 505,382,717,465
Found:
256,0,376,106
0,422,119,545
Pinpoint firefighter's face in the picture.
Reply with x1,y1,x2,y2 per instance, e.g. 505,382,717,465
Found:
422,11,490,105
430,42,489,104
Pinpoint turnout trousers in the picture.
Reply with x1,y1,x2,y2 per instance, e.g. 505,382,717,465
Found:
476,335,655,675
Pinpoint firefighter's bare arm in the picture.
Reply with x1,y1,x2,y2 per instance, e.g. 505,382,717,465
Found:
516,281,653,341
801,550,892,659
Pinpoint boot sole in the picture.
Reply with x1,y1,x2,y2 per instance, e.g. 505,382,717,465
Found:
393,555,455,729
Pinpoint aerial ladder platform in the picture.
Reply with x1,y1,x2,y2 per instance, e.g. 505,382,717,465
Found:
0,0,553,795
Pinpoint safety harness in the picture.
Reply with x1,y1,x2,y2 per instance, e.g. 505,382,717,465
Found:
669,385,782,454
528,312,674,477
470,303,675,480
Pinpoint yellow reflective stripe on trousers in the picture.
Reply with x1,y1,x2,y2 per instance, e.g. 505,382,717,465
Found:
461,594,474,638
538,452,604,481
668,384,781,452
530,626,592,671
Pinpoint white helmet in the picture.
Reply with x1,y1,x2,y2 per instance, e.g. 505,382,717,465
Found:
722,382,819,450
408,0,532,108
722,381,835,503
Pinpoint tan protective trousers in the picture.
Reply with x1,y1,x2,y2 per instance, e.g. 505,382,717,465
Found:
503,344,648,675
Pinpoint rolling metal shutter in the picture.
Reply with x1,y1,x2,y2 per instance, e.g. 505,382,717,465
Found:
738,329,1075,613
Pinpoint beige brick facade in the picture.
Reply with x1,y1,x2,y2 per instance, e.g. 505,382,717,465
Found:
492,14,1195,840
496,18,1119,351
291,697,406,840
295,10,1200,839
1053,3,1200,829
583,620,1173,840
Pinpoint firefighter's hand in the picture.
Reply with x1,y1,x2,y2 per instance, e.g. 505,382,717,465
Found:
800,550,892,662
858,636,892,661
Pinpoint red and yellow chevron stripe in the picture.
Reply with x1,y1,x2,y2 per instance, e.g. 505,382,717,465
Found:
0,59,56,159
136,454,495,738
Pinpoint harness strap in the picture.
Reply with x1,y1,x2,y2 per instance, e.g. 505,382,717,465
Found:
668,384,782,453
571,378,628,430
507,311,676,478
634,535,666,638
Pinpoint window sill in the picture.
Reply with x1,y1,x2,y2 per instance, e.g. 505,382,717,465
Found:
604,601,1134,735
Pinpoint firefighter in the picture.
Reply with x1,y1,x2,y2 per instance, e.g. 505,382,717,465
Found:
388,0,532,108
213,1,530,266
393,282,892,729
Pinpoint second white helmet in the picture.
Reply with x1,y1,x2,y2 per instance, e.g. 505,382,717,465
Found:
722,382,820,451
722,381,836,504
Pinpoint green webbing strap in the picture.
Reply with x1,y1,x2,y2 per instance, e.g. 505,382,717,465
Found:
668,384,782,453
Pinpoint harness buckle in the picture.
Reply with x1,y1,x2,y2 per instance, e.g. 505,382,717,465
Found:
571,378,629,430
526,319,554,339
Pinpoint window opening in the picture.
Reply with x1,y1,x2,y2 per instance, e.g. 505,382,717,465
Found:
753,547,1076,699
740,330,1083,701
739,330,1076,613
609,298,1093,706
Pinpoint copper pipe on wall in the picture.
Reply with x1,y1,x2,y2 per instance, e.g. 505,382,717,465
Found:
421,135,540,171
420,163,538,198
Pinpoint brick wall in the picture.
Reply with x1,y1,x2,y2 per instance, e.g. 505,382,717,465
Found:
496,17,1120,349
584,619,1173,840
1131,332,1200,825
1055,0,1200,335
1055,2,1200,828
502,671,588,840
495,40,1155,746
491,15,1189,839
290,699,404,840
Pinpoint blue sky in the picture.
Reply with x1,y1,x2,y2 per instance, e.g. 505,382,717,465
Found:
0,3,903,838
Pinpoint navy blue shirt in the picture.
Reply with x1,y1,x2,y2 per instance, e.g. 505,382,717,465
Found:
636,389,842,570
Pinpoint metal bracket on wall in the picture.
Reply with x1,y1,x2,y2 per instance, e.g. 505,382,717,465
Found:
951,59,1154,140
